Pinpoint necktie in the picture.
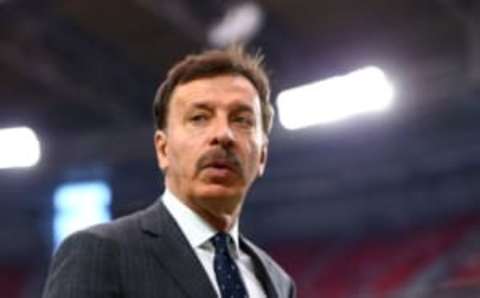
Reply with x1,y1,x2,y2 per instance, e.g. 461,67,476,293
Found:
211,232,249,298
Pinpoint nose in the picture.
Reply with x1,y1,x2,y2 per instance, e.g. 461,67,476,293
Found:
210,118,235,148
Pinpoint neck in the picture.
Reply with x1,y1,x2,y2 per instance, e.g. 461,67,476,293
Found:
166,184,243,232
195,205,240,232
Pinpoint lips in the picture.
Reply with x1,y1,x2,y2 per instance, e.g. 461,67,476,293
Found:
204,160,237,173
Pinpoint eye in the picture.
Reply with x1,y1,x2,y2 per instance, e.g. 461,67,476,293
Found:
191,115,205,121
189,113,209,124
233,115,254,127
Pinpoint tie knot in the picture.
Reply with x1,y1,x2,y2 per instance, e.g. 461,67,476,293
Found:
211,232,231,250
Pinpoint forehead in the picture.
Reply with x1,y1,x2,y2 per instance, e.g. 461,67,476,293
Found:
170,74,260,109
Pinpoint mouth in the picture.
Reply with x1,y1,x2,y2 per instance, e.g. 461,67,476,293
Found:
204,160,236,173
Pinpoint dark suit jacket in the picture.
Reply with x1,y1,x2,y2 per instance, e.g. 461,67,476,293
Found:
42,198,296,298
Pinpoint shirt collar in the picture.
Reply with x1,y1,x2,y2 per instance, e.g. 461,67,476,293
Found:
162,188,240,254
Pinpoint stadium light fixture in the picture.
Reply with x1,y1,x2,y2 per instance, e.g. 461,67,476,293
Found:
0,126,41,169
208,1,264,47
277,66,395,130
53,181,112,249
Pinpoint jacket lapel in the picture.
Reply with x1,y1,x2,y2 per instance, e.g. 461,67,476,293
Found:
139,199,217,298
240,236,280,298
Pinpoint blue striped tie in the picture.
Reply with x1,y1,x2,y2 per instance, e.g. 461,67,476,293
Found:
211,232,249,298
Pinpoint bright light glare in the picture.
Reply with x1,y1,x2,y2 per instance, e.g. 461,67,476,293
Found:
53,181,111,249
0,126,41,169
277,66,395,130
208,2,264,47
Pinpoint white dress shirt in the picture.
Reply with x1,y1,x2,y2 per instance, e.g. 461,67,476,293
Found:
162,188,267,298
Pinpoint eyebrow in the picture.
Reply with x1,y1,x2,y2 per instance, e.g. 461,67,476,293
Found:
187,101,255,113
229,103,255,114
188,102,213,111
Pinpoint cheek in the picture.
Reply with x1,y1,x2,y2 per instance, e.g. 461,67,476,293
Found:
243,139,262,167
170,137,200,173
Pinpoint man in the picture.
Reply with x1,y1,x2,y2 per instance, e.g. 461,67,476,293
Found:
42,47,296,298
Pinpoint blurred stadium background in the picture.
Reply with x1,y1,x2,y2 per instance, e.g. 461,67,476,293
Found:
2,0,480,297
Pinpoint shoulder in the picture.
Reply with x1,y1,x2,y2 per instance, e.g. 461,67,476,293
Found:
83,208,144,241
52,207,145,261
42,215,142,297
53,200,158,262
67,197,164,244
42,205,156,296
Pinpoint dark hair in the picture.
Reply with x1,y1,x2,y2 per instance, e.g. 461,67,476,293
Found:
153,46,274,135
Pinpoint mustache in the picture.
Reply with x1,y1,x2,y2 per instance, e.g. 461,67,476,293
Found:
196,147,243,175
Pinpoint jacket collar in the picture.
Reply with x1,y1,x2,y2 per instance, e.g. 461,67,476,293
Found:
240,236,280,298
140,198,281,298
140,198,217,298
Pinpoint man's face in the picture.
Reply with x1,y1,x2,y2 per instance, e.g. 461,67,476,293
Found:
154,74,268,213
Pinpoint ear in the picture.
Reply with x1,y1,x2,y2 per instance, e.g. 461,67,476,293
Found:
257,141,268,178
154,130,169,172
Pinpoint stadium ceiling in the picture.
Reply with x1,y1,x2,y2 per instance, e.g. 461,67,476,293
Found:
1,0,479,202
